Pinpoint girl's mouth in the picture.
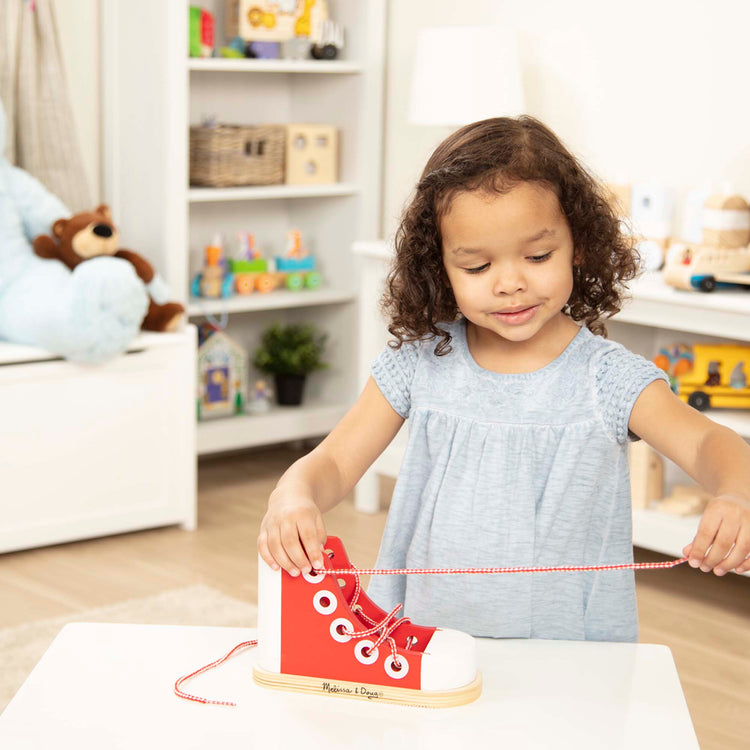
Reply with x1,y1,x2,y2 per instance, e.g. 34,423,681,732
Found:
491,305,539,325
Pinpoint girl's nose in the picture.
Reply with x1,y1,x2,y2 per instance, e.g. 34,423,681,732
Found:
492,267,525,295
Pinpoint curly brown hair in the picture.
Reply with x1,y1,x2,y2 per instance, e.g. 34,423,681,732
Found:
382,116,638,354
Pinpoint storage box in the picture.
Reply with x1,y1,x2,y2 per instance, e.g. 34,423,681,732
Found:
189,124,286,187
0,329,197,553
285,123,338,185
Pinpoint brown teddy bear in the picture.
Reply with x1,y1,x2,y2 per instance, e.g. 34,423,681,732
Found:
33,204,184,332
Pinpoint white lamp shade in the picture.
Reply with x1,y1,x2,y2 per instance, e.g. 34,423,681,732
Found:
409,26,525,126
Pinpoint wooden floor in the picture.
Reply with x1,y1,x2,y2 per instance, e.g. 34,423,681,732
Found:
1,446,748,747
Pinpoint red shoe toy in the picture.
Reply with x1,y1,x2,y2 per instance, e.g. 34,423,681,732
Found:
253,536,482,707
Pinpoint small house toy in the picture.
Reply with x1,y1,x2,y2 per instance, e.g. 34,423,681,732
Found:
668,342,750,411
285,124,338,185
197,326,248,420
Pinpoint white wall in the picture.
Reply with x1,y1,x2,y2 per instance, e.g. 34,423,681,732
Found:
383,0,750,240
53,0,750,239
53,0,100,200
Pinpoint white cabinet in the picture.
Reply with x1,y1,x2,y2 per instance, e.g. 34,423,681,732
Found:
103,0,386,456
353,242,750,568
608,272,750,563
0,329,197,553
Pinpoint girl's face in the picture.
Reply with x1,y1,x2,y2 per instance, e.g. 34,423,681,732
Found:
441,181,575,347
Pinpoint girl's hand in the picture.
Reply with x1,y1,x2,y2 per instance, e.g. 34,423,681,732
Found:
257,492,327,577
682,494,750,576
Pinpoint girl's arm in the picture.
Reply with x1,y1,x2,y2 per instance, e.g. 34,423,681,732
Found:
629,379,750,576
257,376,405,576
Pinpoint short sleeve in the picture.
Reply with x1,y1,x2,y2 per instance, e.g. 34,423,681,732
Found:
370,341,420,418
594,343,670,444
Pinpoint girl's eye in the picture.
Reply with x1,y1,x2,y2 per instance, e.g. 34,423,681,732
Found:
464,263,490,274
528,252,553,263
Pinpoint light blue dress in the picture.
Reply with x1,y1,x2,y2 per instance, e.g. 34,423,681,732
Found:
368,319,668,642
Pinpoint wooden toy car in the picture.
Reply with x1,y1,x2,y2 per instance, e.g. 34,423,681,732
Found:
229,256,322,294
663,243,750,292
671,343,750,411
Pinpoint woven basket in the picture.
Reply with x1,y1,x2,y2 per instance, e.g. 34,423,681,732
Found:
189,124,285,187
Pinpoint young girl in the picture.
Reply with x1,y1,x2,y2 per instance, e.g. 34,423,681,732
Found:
258,116,750,642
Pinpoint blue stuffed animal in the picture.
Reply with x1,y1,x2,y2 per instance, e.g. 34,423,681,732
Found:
0,100,148,363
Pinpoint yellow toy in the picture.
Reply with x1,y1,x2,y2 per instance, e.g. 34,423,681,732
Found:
666,343,750,411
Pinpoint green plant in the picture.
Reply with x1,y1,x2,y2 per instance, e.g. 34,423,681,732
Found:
253,323,328,377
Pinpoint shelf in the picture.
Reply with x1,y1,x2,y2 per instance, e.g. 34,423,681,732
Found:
188,58,362,74
187,287,355,317
197,401,348,455
188,183,360,203
615,271,750,341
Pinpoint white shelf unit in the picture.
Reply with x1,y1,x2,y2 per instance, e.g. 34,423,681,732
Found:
609,271,750,567
103,0,386,456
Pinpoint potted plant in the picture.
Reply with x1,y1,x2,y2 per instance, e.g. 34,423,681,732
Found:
253,323,328,405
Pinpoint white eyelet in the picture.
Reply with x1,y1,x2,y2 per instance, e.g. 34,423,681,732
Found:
330,617,354,643
303,569,325,584
313,589,337,615
354,640,379,665
384,654,409,680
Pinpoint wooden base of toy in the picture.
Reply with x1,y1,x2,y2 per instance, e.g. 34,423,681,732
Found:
252,664,482,708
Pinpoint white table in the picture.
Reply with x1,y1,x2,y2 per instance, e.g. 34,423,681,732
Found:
0,623,698,750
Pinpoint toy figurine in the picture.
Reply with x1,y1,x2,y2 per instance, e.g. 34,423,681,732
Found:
248,378,273,414
730,361,747,389
192,235,235,299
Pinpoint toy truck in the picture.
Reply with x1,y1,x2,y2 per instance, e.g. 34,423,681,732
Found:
673,343,750,411
229,255,322,294
663,244,750,292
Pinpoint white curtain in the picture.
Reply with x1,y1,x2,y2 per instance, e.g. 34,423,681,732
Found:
0,0,90,210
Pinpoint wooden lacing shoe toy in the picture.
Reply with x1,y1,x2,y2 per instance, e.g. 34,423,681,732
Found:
252,536,482,708
174,539,687,708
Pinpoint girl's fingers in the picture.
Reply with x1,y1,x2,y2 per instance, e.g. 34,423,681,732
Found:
688,513,721,568
715,528,750,576
700,520,737,572
298,520,325,571
269,527,302,576
280,522,314,573
257,531,279,571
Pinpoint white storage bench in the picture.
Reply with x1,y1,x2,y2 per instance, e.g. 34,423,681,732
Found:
0,326,197,553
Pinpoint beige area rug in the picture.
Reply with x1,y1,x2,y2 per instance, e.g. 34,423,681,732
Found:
0,585,257,713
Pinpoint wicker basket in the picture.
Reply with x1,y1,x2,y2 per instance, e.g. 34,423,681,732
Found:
189,124,286,187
